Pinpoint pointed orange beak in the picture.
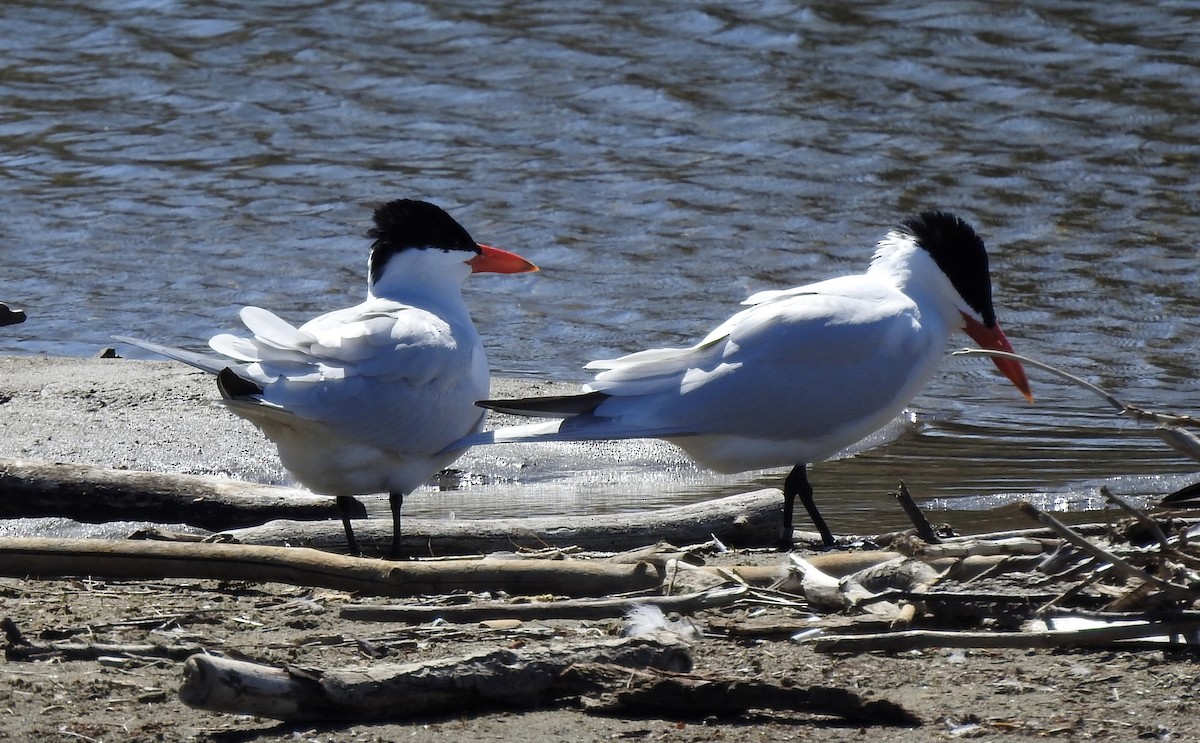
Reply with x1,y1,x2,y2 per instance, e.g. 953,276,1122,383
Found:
961,313,1034,402
467,244,539,274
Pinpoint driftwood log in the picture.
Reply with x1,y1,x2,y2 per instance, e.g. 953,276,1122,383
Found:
0,538,663,597
6,639,208,663
178,635,694,721
0,457,363,530
222,488,790,556
0,457,790,554
178,639,918,726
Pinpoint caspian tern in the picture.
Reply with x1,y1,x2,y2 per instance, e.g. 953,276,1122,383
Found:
453,211,1032,548
117,199,537,558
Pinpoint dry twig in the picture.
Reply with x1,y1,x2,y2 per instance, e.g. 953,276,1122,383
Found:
809,619,1200,652
894,481,943,543
1017,502,1194,601
339,585,748,623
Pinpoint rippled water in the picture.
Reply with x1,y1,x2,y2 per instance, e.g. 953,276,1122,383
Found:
2,0,1198,534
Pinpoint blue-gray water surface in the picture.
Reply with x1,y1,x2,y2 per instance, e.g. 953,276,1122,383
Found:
2,0,1198,535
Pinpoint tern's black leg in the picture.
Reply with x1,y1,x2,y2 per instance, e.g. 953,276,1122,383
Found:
335,495,362,557
783,464,834,549
388,491,405,560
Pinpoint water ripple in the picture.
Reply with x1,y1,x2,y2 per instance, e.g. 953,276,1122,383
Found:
1,0,1197,525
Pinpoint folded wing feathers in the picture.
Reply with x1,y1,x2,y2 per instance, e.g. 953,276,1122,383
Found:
207,334,266,362
581,333,729,397
238,306,314,351
212,307,416,373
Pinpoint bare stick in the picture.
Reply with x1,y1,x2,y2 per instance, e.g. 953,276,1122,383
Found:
940,523,1113,542
5,640,207,662
1044,608,1200,622
1017,502,1194,599
1100,487,1173,551
863,589,1057,620
894,481,942,544
0,538,663,598
810,619,1200,652
340,585,747,623
1035,563,1110,615
1154,427,1200,462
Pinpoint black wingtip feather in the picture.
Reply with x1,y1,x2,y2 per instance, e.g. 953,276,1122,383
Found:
217,367,265,400
477,391,610,419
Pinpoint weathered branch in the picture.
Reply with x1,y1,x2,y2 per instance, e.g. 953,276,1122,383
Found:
0,538,663,597
5,640,207,662
0,458,788,556
179,636,693,721
1101,487,1175,552
340,585,747,623
1154,426,1200,462
222,489,787,556
1017,502,1195,600
894,481,942,543
809,619,1200,652
0,456,363,530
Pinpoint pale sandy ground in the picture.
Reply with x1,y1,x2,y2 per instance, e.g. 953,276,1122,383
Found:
0,355,1195,742
0,353,579,496
0,353,739,532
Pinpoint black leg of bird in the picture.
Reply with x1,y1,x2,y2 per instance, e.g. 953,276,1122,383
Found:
783,464,834,549
335,495,362,557
388,491,405,559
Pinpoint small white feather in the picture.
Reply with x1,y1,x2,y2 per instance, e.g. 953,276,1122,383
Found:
622,604,700,641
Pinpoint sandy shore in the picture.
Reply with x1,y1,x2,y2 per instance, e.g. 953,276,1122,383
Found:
0,353,572,485
0,355,1195,741
0,354,722,531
